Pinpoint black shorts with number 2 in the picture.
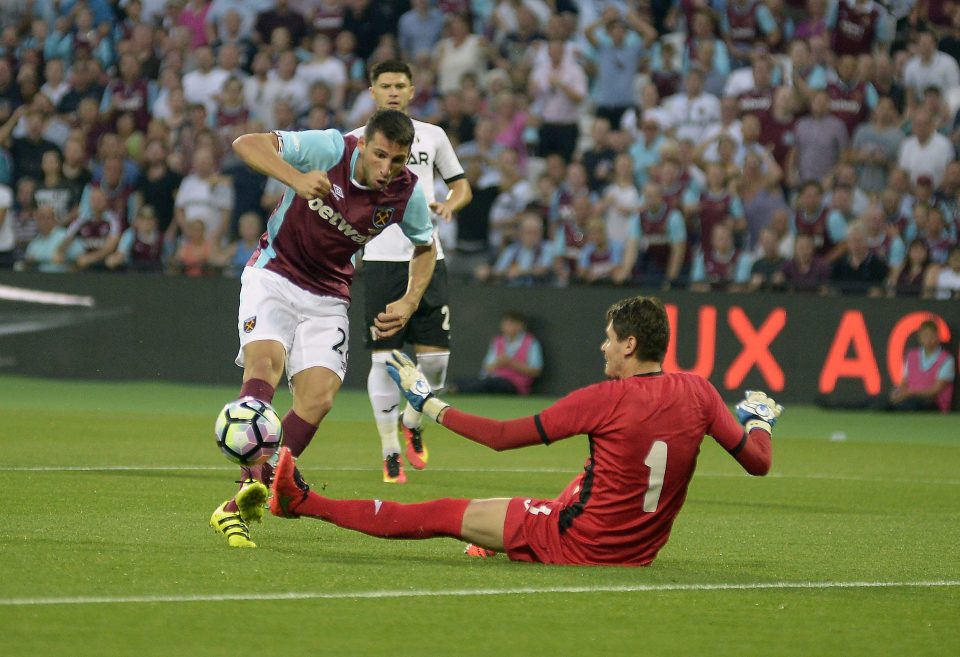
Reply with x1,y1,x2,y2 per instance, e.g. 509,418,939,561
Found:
361,259,450,350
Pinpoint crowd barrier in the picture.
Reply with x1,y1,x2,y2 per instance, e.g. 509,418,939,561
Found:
1,272,957,406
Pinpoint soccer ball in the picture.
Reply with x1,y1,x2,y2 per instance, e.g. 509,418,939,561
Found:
214,397,283,466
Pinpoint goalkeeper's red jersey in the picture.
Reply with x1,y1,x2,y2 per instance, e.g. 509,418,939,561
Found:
531,371,744,565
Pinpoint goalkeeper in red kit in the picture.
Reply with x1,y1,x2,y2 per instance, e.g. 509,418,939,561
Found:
265,296,782,566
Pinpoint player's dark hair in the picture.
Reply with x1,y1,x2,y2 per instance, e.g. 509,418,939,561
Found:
365,109,415,148
369,59,413,84
606,296,669,363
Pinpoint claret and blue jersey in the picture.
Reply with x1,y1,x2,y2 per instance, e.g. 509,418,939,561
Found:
248,129,434,301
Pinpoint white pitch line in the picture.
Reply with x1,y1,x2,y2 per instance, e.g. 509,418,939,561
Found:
2,580,958,607
3,465,960,486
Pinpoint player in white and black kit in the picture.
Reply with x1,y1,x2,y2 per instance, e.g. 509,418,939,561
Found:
349,61,473,483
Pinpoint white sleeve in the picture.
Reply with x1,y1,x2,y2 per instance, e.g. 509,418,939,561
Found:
433,128,465,183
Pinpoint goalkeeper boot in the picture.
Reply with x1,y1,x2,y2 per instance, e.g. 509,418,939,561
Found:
235,478,269,524
270,448,309,519
210,500,257,548
402,425,429,470
383,453,407,484
464,544,497,558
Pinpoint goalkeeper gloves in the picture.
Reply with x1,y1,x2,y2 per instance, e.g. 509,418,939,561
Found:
735,390,783,435
385,350,450,422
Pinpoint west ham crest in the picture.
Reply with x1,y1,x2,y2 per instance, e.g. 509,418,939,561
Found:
373,206,395,228
243,316,257,333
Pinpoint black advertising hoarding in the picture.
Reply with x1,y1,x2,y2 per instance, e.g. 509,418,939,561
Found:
0,273,956,406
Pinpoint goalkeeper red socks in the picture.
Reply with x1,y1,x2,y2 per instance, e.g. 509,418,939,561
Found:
239,378,275,403
294,495,470,540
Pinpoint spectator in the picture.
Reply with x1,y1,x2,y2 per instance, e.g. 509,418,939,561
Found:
925,246,960,299
579,117,617,192
739,149,787,247
183,45,230,116
173,146,232,247
684,161,746,253
733,55,777,124
56,187,122,271
253,0,307,48
664,67,721,143
576,216,624,284
489,90,529,165
886,320,955,413
584,6,653,128
104,204,164,273
176,0,214,49
600,152,641,251
828,0,886,56
627,111,666,188
791,90,848,186
434,13,488,95
898,108,955,187
778,232,831,292
552,194,593,286
447,310,543,396
793,180,848,261
721,0,780,66
620,181,687,287
34,149,75,224
172,217,214,276
860,202,904,273
528,38,588,162
101,52,151,132
397,0,445,63
263,50,309,119
851,96,903,193
56,59,105,117
340,0,391,62
762,87,798,171
830,220,889,295
487,148,534,251
919,205,957,265
481,212,555,286
296,34,347,110
827,54,878,138
748,225,788,291
787,39,828,107
689,222,753,292
0,105,60,184
887,238,931,297
214,210,262,278
40,58,69,109
903,30,960,106
19,205,67,272
134,139,181,243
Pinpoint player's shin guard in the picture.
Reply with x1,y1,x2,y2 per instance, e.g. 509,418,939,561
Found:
281,410,319,457
369,351,403,458
402,351,449,430
294,495,470,540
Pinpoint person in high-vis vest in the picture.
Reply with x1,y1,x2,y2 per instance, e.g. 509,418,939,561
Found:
447,311,543,395
888,320,955,413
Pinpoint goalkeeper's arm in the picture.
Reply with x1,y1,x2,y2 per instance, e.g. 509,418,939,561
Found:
386,350,543,451
727,428,772,476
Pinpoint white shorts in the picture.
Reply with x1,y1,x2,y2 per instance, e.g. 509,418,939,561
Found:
235,267,350,381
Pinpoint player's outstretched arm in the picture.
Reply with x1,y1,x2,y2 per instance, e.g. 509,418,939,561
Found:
232,132,330,200
385,350,543,451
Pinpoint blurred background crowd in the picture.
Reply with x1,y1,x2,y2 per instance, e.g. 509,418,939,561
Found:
1,0,959,299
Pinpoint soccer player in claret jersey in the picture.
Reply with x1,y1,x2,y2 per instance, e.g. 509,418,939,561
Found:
349,61,472,484
209,109,438,548
269,296,782,566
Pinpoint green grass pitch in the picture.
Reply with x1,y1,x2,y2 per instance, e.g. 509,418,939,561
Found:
2,375,958,656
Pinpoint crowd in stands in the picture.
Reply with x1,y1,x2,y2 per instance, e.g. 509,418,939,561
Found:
0,0,959,300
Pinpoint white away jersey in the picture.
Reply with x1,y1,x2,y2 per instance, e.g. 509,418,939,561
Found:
348,119,465,261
